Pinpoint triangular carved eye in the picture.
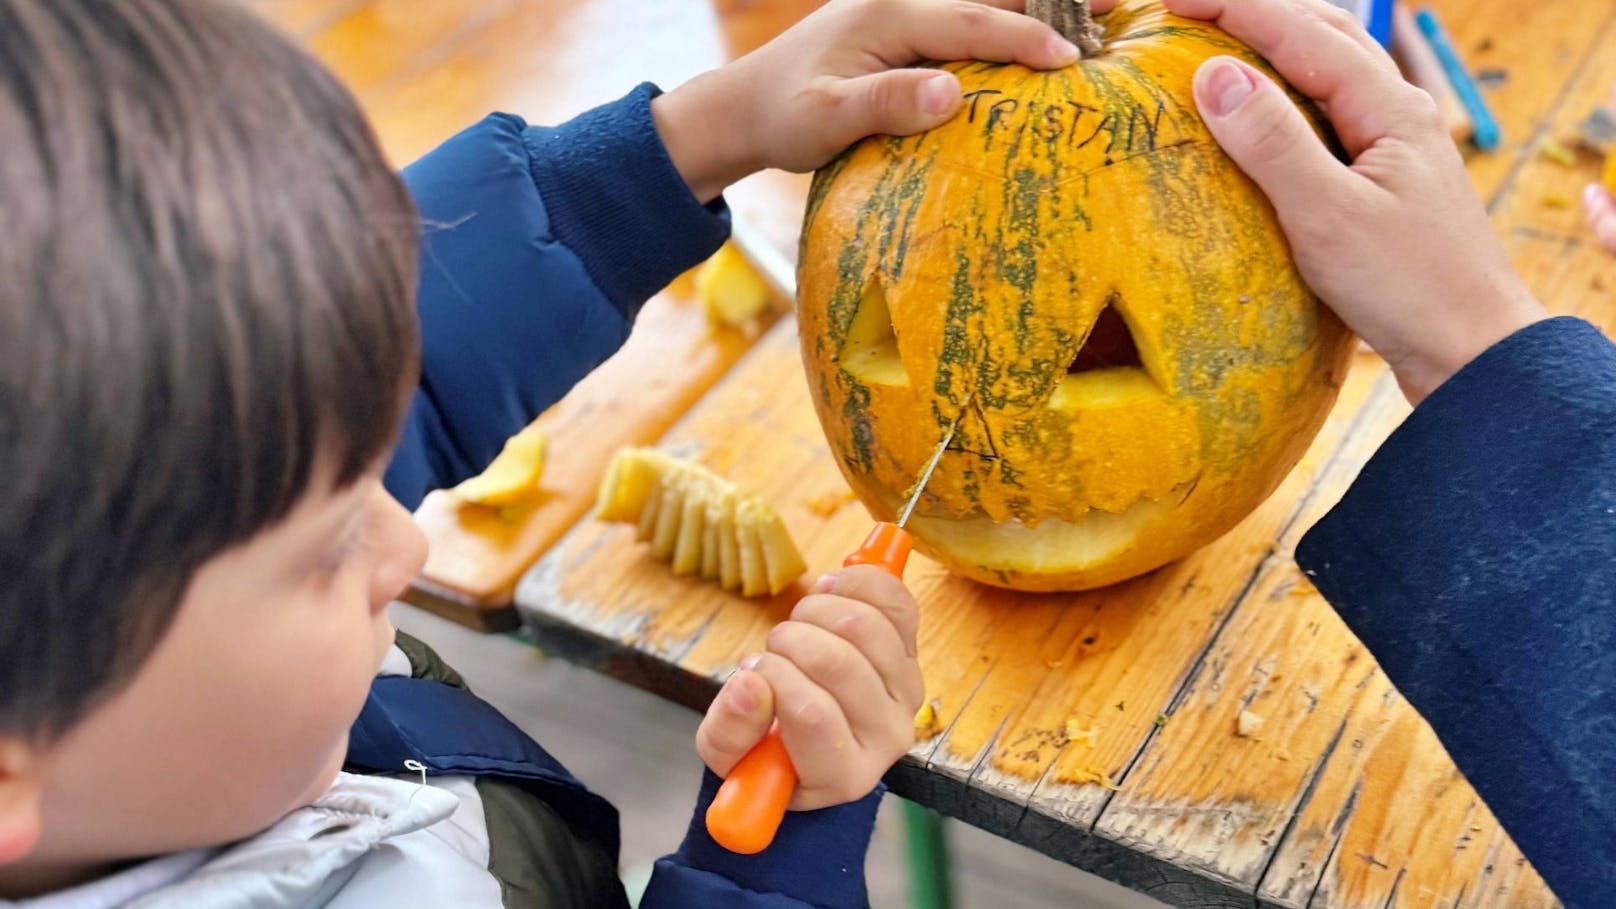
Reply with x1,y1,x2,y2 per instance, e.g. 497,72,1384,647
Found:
839,279,911,387
1068,301,1143,374
1049,294,1161,412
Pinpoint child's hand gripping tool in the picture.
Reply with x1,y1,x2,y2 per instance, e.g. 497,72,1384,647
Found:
703,420,958,854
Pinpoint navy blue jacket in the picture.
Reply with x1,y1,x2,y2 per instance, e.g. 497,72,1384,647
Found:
374,85,880,909
1297,317,1616,908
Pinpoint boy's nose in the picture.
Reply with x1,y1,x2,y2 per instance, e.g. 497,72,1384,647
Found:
370,493,428,613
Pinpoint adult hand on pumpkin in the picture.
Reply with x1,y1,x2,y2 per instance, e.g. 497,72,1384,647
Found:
1165,0,1548,405
654,0,1117,204
1587,183,1616,254
695,566,925,811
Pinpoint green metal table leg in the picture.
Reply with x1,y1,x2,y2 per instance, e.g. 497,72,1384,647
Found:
902,799,954,909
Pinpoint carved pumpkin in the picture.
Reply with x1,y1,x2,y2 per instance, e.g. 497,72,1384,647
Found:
797,0,1354,591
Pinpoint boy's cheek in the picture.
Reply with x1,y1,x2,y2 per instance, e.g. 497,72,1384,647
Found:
372,611,396,668
295,732,354,808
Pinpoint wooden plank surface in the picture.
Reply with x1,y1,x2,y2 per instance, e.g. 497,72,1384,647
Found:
1445,0,1613,206
252,0,1613,905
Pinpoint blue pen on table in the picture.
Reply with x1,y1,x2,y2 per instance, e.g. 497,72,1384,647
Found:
1414,6,1500,151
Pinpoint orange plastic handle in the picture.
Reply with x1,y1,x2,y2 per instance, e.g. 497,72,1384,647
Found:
705,725,797,854
842,522,914,577
704,523,914,854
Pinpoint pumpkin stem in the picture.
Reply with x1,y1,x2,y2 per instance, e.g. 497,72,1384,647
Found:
1027,0,1103,57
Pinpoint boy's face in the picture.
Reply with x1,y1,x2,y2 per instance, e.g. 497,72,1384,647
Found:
7,463,427,873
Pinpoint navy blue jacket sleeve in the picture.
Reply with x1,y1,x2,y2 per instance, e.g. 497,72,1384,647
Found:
1295,316,1616,908
385,84,730,509
641,770,884,908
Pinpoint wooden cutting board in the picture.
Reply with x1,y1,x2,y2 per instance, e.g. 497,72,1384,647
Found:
402,224,800,630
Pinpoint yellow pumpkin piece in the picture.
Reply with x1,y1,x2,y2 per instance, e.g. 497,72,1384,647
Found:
1063,721,1098,748
751,504,808,595
699,501,724,580
671,479,707,576
803,489,856,517
596,447,668,523
797,0,1355,591
594,447,805,596
696,241,771,330
1603,149,1616,194
717,495,743,592
735,515,770,598
634,483,661,542
649,481,682,561
452,424,548,507
1236,709,1265,738
914,698,943,741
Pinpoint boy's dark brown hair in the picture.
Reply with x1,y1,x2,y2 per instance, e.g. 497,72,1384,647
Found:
0,0,420,737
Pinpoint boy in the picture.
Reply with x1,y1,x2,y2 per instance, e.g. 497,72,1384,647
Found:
0,0,1076,906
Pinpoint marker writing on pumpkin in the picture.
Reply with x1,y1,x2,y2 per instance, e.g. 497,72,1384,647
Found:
958,91,1171,158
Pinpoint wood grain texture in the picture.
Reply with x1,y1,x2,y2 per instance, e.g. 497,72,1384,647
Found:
1445,0,1613,206
251,0,1610,904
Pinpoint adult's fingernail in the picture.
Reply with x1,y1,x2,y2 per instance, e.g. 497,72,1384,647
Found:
1047,35,1081,65
810,573,837,594
1586,182,1610,210
919,73,959,116
739,652,762,671
726,675,758,714
1202,58,1255,117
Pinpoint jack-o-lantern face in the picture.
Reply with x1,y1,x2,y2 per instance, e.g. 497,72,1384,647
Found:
797,0,1354,591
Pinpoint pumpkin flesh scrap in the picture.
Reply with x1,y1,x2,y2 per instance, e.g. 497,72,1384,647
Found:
452,423,548,508
595,447,807,596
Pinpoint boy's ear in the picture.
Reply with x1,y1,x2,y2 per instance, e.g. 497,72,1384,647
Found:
0,741,43,865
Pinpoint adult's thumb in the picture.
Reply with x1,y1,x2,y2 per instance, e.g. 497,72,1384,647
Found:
1193,56,1342,216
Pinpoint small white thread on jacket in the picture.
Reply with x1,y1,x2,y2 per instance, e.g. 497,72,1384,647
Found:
403,759,429,809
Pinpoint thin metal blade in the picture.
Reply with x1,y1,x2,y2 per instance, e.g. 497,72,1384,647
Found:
895,419,958,529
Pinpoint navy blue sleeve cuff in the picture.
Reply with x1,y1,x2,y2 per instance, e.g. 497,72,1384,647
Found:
663,769,882,909
1296,316,1616,904
523,83,731,318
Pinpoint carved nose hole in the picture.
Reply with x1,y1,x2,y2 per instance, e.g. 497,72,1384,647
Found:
1068,303,1142,374
839,279,911,387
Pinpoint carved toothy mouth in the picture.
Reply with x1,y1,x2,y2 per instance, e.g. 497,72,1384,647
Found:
900,476,1199,587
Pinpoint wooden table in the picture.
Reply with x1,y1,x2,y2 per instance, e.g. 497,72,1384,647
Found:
260,1,1615,905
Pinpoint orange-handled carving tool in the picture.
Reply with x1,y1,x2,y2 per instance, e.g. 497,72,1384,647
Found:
705,419,958,854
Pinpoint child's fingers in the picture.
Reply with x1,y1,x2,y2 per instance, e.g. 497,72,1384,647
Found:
876,0,1082,72
818,566,920,657
1164,0,1428,156
815,69,966,142
790,594,925,710
1586,184,1616,254
745,651,859,783
766,620,909,740
695,669,776,777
